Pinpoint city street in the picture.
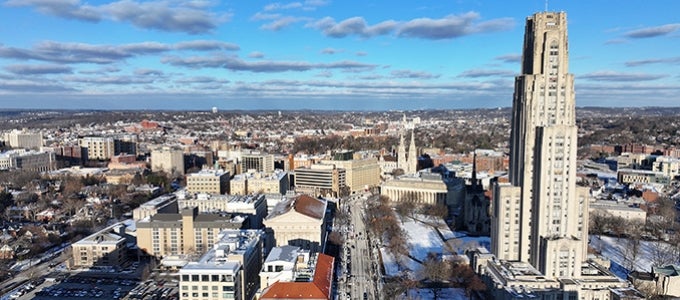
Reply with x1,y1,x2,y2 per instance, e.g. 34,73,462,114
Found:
337,194,381,300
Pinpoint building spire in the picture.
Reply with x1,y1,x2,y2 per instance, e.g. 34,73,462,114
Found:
472,150,477,184
408,129,417,174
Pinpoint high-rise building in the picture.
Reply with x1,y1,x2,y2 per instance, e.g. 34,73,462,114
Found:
4,130,43,149
473,12,641,299
240,151,275,174
151,146,185,175
294,164,347,198
492,11,589,277
79,137,115,161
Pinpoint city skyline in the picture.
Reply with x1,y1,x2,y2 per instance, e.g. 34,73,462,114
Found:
0,0,679,110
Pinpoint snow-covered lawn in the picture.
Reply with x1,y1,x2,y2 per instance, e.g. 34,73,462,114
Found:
590,235,680,277
401,288,467,300
380,214,490,279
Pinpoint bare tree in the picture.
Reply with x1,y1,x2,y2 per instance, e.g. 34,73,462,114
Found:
621,221,644,272
650,240,675,268
395,200,416,220
419,252,451,300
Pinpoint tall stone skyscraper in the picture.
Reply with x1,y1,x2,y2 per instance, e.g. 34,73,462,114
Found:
491,11,589,278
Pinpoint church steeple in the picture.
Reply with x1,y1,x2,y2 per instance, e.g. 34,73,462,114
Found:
407,129,417,174
397,131,406,172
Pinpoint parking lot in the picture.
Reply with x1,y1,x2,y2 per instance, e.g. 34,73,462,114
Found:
31,276,138,300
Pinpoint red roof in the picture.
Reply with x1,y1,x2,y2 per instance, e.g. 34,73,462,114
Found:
294,194,327,220
260,254,335,300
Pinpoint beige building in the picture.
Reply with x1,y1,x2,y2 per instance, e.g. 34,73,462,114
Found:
151,146,185,175
79,137,115,160
179,230,263,300
263,194,328,252
132,194,179,221
136,207,246,257
259,245,310,290
480,12,641,299
321,153,380,193
589,200,647,223
4,130,43,149
652,156,680,178
492,11,588,275
0,149,56,172
186,169,230,195
70,222,132,269
239,151,275,174
381,168,464,206
230,169,289,196
294,164,347,198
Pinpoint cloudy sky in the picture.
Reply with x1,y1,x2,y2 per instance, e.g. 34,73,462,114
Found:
0,0,678,110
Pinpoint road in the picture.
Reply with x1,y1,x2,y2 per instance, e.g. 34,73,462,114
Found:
337,194,381,300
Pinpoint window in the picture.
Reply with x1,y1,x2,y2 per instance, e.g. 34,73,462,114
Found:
192,275,199,281
212,275,220,282
202,275,210,282
182,275,190,281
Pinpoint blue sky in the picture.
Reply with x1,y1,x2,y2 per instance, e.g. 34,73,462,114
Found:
0,0,678,110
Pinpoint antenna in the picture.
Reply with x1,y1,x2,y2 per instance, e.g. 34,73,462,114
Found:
545,0,549,12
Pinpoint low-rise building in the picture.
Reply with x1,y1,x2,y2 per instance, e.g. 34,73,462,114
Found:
69,222,134,269
179,229,264,300
260,253,334,300
381,167,465,206
178,193,267,229
263,194,328,252
259,245,310,290
230,169,289,196
589,200,647,223
0,149,56,172
186,169,230,195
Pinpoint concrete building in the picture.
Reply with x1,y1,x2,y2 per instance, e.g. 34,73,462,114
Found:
132,194,179,221
79,137,115,161
136,207,247,258
114,134,138,155
70,222,134,269
240,151,275,174
653,156,680,179
0,149,56,172
321,152,380,193
179,230,264,300
4,130,43,149
478,12,640,299
381,167,464,206
259,245,310,290
178,193,268,229
589,200,647,223
186,169,230,195
294,164,347,198
617,169,670,185
231,169,289,196
260,253,334,300
492,11,588,274
264,194,328,252
151,146,185,175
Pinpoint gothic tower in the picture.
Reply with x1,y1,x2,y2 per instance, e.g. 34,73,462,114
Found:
491,12,589,278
